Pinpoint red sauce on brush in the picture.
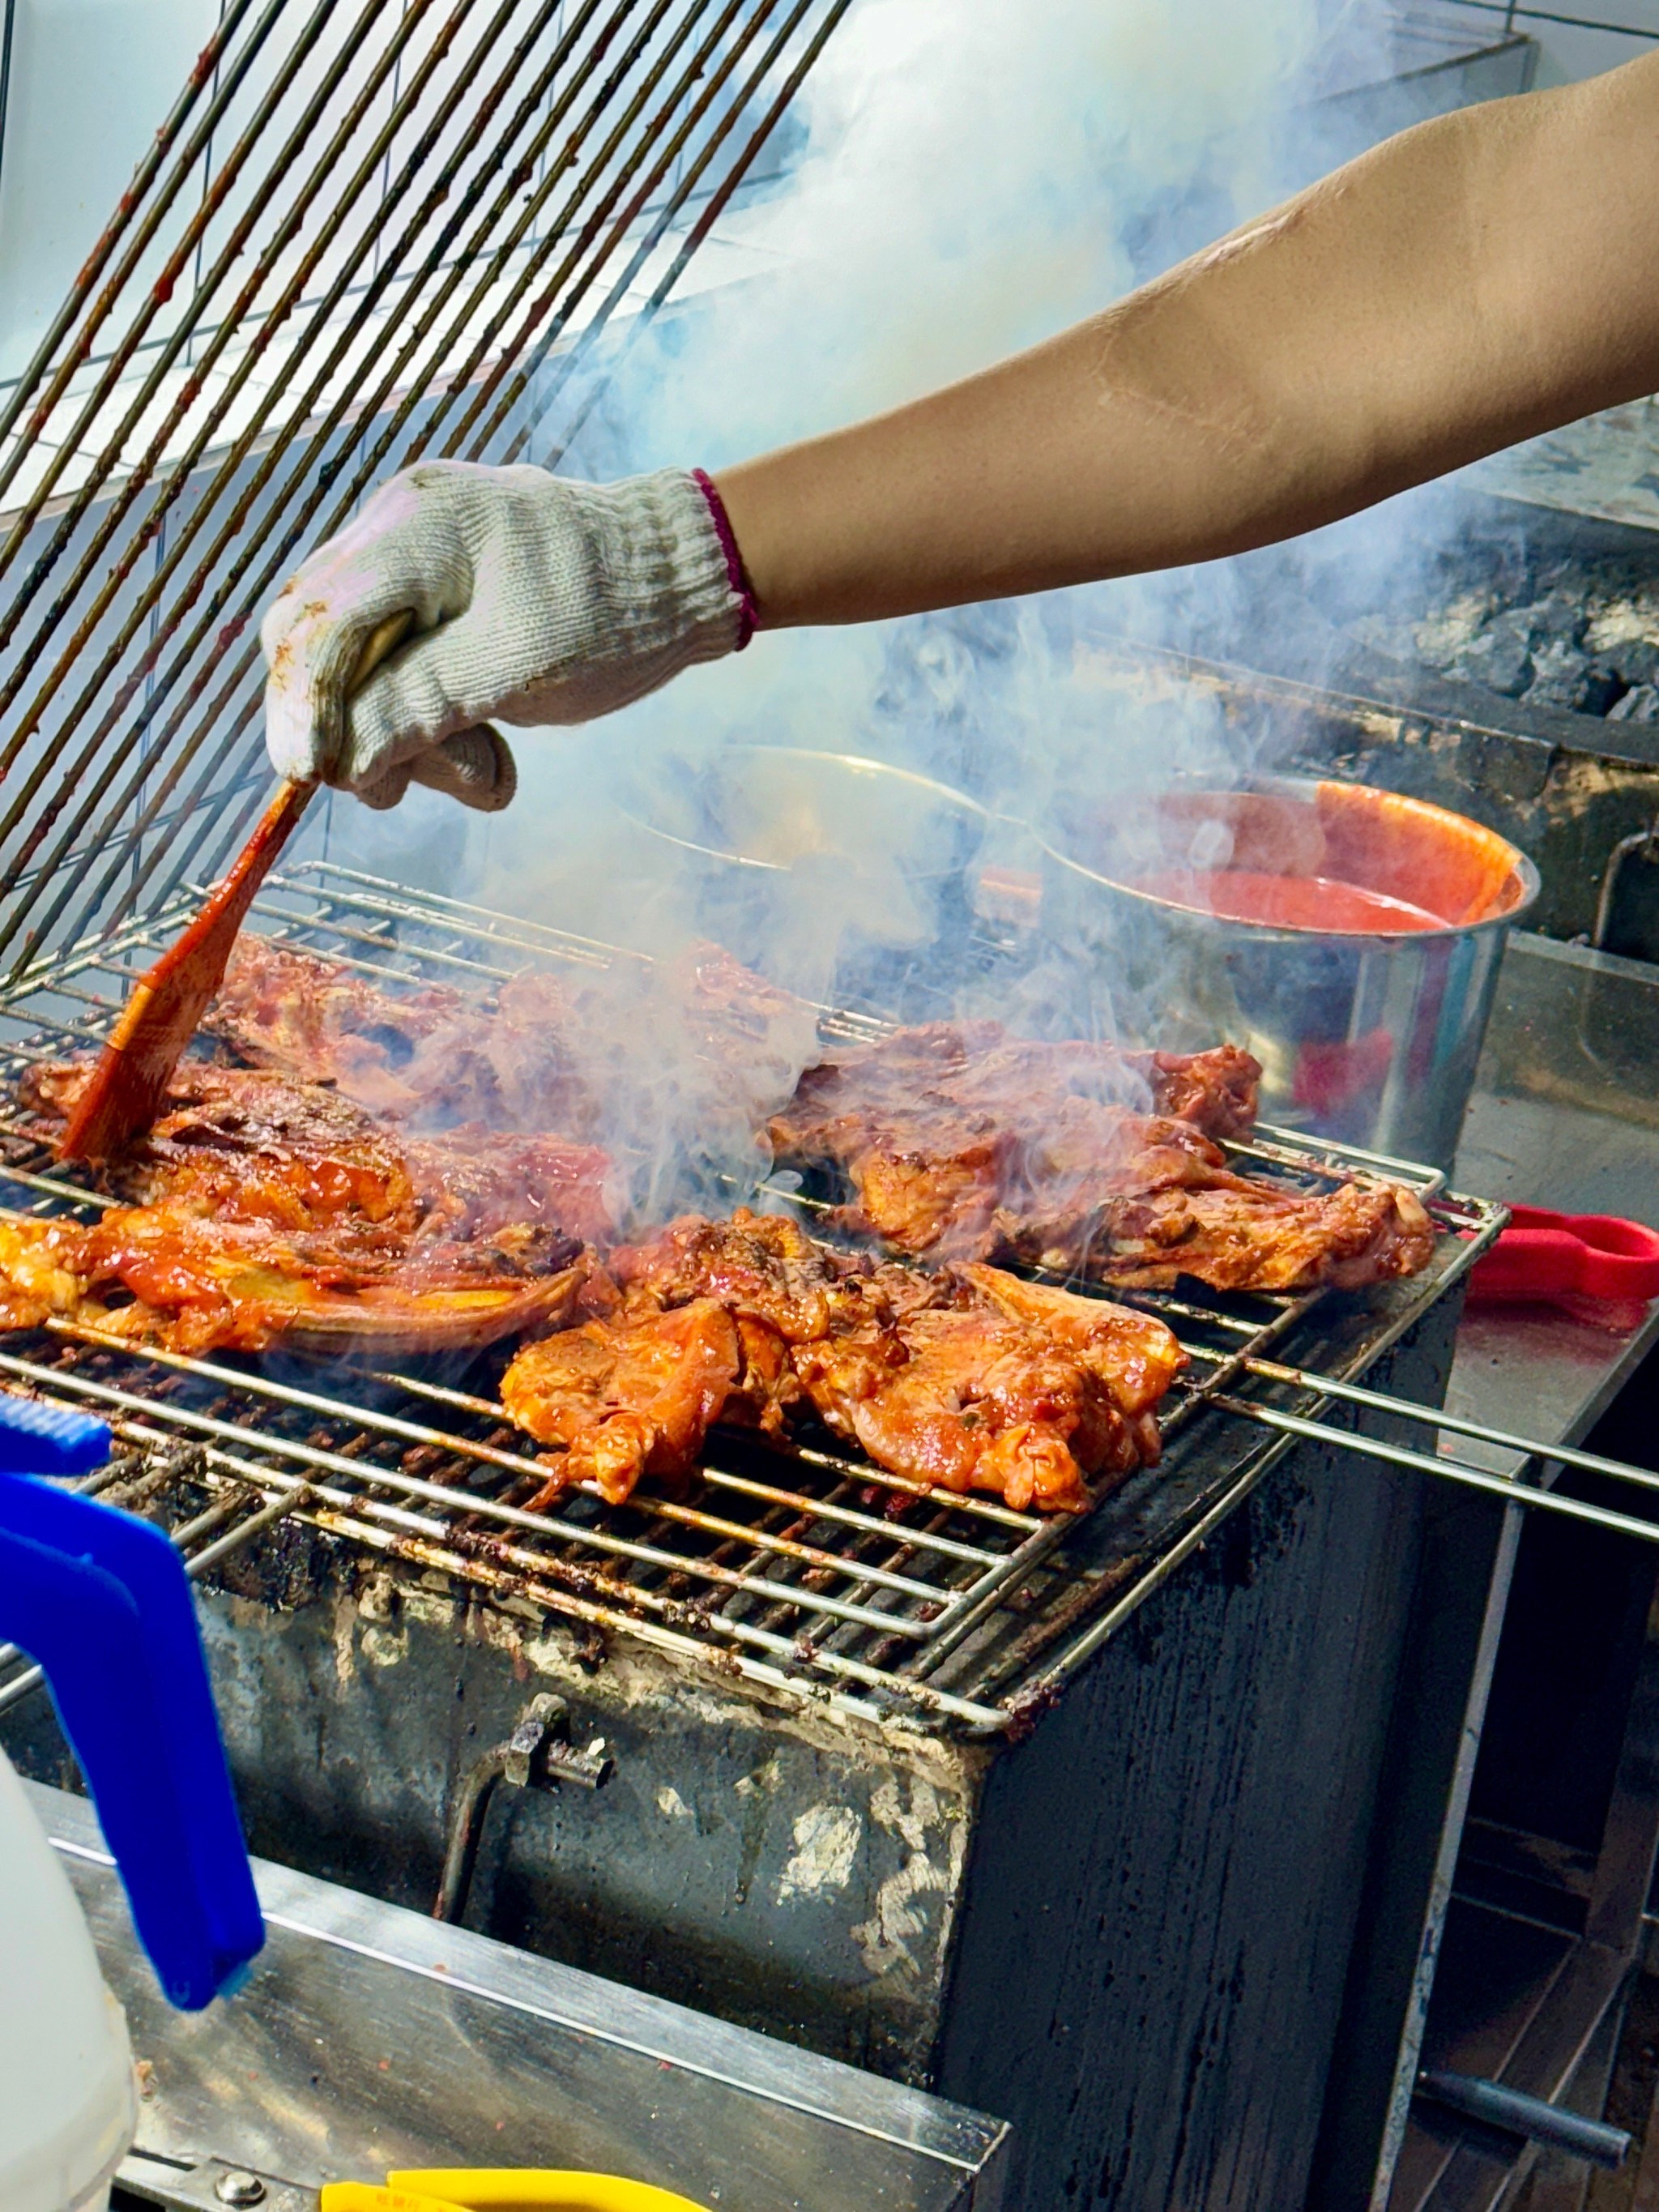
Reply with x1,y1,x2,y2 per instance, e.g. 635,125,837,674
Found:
1127,869,1447,933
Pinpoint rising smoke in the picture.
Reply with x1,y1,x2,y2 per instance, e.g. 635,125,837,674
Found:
505,0,1409,912
322,0,1459,1206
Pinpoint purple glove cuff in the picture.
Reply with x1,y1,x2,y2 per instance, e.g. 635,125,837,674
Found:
691,468,758,650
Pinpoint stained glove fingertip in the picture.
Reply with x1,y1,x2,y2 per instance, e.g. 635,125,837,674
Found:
262,673,329,785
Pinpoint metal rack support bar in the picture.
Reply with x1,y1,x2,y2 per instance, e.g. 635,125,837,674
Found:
1236,1352,1659,1493
1213,1394,1659,1547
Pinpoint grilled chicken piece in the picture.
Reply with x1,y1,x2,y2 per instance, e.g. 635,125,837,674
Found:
26,1059,610,1223
201,934,471,1117
771,1023,1261,1161
1011,1176,1437,1293
501,1215,847,1506
835,1124,1013,1261
791,1302,1140,1515
208,937,601,1132
503,1211,1183,1514
75,1207,587,1356
608,1206,868,1342
502,1298,746,1506
955,1261,1188,1457
205,933,814,1144
400,1127,612,1248
770,1024,1430,1294
1140,1044,1261,1140
113,1064,424,1227
0,1220,94,1330
15,1058,608,1355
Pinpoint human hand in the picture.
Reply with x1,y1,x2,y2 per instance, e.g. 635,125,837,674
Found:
261,461,752,809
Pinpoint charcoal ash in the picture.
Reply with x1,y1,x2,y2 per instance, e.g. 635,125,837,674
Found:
1388,553,1659,724
1611,684,1659,724
1522,641,1626,717
1445,613,1533,699
1164,528,1659,732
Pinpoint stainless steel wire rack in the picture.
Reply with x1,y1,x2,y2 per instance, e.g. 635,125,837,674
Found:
0,0,851,980
10,865,1653,1740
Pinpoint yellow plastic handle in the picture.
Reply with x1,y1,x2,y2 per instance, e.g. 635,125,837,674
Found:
387,2172,711,2212
321,2189,463,2212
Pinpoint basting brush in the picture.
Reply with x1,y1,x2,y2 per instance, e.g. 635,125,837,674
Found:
58,612,514,1162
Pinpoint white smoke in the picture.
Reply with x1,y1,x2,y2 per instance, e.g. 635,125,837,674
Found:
503,0,1395,937
322,0,1444,1188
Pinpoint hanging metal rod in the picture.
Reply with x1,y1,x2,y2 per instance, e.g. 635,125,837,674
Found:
0,0,710,945
0,0,286,471
507,0,858,468
0,0,851,974
60,0,765,948
0,0,643,769
7,0,822,970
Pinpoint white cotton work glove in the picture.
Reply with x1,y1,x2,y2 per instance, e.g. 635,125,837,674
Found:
260,461,753,811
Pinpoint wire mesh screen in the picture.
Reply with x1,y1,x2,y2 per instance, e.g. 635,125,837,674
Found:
0,0,850,981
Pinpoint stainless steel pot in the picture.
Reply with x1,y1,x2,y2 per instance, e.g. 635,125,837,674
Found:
1038,776,1540,1171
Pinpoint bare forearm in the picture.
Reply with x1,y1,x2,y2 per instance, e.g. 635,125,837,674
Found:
714,53,1659,628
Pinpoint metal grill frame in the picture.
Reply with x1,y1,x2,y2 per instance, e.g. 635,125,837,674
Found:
0,865,1511,1738
0,0,852,978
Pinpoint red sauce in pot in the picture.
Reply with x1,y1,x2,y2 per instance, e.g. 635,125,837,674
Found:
1126,869,1447,933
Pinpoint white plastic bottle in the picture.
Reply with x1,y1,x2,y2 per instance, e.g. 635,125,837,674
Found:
0,1397,263,2212
0,1749,138,2212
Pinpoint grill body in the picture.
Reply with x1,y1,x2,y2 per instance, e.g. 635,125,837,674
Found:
2,1253,1471,2212
0,869,1499,2210
12,1300,1461,2211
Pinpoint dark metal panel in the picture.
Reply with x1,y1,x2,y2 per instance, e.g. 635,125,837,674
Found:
932,1313,1461,2212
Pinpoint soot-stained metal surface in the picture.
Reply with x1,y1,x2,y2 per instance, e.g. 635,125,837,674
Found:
4,1293,1474,2212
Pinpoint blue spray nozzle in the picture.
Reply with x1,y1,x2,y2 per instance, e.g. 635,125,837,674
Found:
0,1390,263,2009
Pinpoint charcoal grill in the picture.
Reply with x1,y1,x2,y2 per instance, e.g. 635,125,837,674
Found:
0,871,1653,2212
0,856,1618,1741
8,866,1659,1725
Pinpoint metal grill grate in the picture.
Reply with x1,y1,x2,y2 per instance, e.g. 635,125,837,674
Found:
0,869,1517,1736
0,0,851,979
